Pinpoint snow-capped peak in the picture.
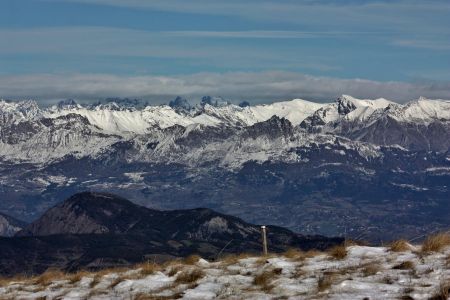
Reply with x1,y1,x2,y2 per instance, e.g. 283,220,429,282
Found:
338,95,394,110
0,99,41,124
54,99,82,110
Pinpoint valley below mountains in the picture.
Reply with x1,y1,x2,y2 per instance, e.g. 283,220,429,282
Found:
0,95,449,242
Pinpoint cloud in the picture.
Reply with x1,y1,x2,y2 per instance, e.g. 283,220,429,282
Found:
51,0,450,36
392,40,450,50
163,31,359,39
1,71,449,105
0,27,339,71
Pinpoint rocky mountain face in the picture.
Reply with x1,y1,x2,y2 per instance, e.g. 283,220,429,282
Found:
0,95,449,241
0,212,26,237
0,192,341,276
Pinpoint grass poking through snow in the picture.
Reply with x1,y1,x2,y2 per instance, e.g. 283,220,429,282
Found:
390,240,412,252
422,233,450,253
328,244,347,260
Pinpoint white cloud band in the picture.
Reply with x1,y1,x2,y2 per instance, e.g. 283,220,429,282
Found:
1,71,449,104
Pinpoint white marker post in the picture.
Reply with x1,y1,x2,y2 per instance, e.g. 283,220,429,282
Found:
261,225,268,256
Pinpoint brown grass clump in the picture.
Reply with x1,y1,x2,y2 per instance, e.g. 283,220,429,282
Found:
183,255,201,265
167,264,184,277
134,293,183,300
90,275,101,288
283,248,305,260
328,245,347,260
175,268,205,284
67,270,92,284
304,250,323,258
137,261,160,276
254,254,278,267
317,273,337,292
253,269,278,292
393,261,415,270
109,274,129,289
219,253,251,266
361,263,381,276
0,275,30,287
34,269,65,286
422,233,450,253
429,281,450,300
344,239,368,247
87,266,129,288
390,240,412,252
382,275,394,285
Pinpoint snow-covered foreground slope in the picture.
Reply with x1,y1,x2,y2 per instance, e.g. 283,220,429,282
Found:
2,243,450,300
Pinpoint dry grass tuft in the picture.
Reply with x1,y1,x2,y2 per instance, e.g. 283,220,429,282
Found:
219,253,252,266
0,275,30,287
361,263,381,276
134,293,183,300
283,248,305,260
167,264,184,277
254,254,277,266
87,266,129,288
317,273,337,292
328,245,347,260
382,275,395,285
293,265,305,278
90,274,103,288
253,269,281,292
175,268,205,284
422,233,450,253
67,270,92,284
137,261,160,276
183,255,201,265
34,269,65,286
304,250,323,258
109,275,128,289
390,240,412,252
272,268,282,275
282,248,305,258
393,261,415,270
429,281,450,300
344,239,368,247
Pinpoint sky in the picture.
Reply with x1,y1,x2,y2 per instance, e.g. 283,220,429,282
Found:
0,0,450,104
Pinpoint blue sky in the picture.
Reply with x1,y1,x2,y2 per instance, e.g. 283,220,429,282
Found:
0,0,450,104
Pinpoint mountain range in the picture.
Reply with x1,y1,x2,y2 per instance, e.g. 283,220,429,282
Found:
0,192,341,276
0,95,449,242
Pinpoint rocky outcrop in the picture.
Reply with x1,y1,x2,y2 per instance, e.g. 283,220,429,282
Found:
0,213,26,237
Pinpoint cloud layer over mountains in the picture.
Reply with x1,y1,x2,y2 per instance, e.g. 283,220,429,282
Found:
1,71,449,105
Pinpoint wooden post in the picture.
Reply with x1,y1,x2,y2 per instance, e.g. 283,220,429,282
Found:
261,225,268,256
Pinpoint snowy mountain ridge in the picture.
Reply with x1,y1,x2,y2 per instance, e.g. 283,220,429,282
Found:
2,95,448,134
1,94,449,165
